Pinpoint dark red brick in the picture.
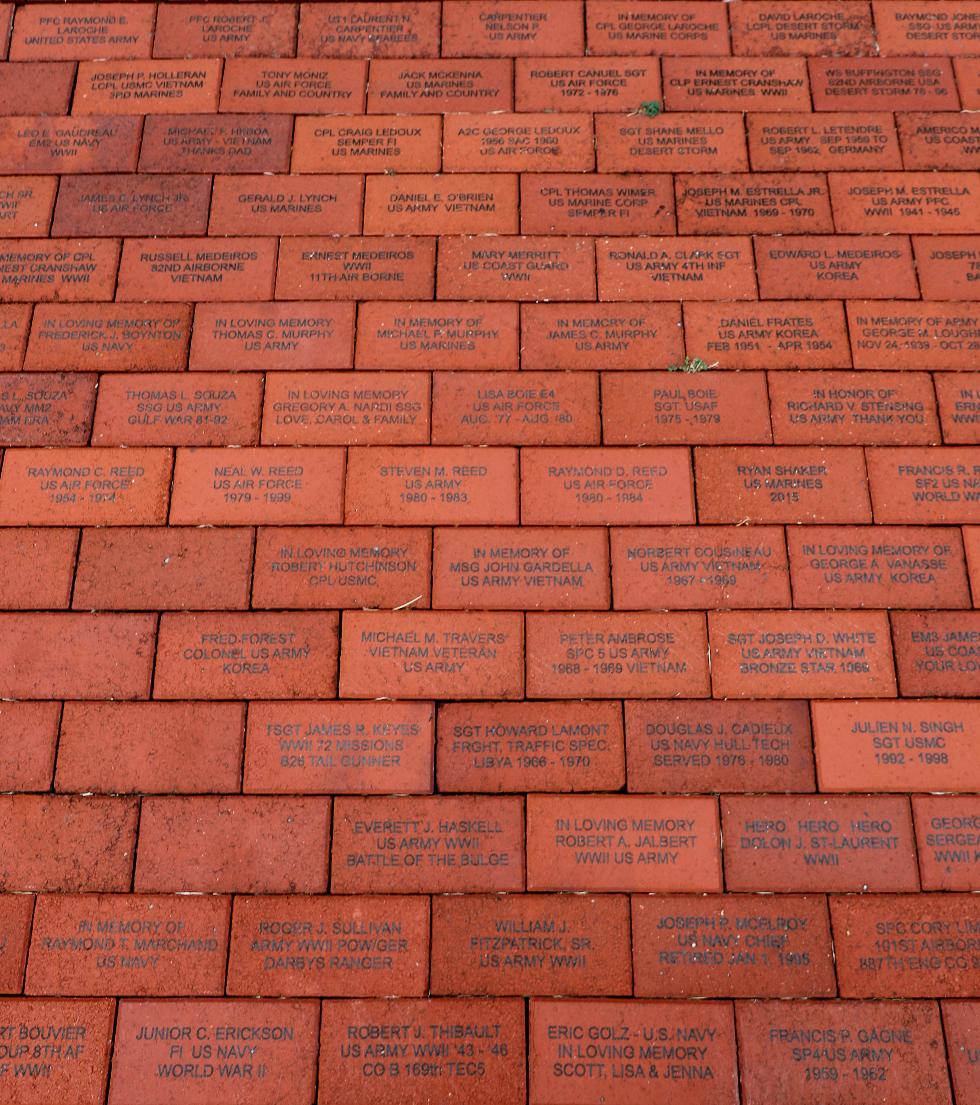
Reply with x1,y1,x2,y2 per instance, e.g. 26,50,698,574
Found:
892,609,980,696
73,59,222,115
914,234,980,299
521,303,683,371
847,302,980,371
140,114,291,173
0,895,32,992
11,5,153,60
0,115,141,174
913,795,980,890
867,446,980,523
0,238,119,301
0,701,59,790
153,4,297,58
0,62,74,114
756,234,918,299
210,174,363,236
898,111,980,170
52,174,211,237
117,237,277,303
0,177,56,237
298,2,441,58
276,235,435,301
0,372,95,446
0,304,30,369
0,527,77,608
221,57,367,113
936,373,980,442
945,1002,980,1105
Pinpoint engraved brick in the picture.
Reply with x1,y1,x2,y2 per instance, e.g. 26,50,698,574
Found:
0,795,137,891
747,110,902,170
967,526,980,602
210,175,362,236
664,57,810,111
521,173,674,235
364,174,516,235
154,612,339,701
958,56,980,107
945,1001,980,1104
898,111,980,170
331,796,524,892
298,2,441,58
875,1,980,56
695,445,872,523
914,795,980,890
522,303,683,370
139,114,292,172
276,235,435,301
439,236,595,301
0,895,31,992
723,794,918,891
117,237,277,303
936,373,980,442
10,4,154,60
154,4,297,58
611,525,790,609
436,700,626,792
292,115,441,173
443,114,594,173
914,234,980,299
0,702,59,790
0,372,95,446
73,59,222,114
52,174,212,237
0,176,56,236
57,702,246,794
587,1,731,55
515,57,660,112
598,236,756,301
730,1,874,55
892,609,980,696
227,895,429,996
431,895,631,995
756,234,917,298
0,447,172,526
26,895,230,996
26,304,191,372
339,610,524,699
596,113,749,172
244,701,433,794
0,238,119,301
708,609,895,698
625,699,815,793
221,58,367,113
633,894,834,997
0,304,29,368
367,58,512,112
811,56,959,110
521,447,694,525
135,797,331,893
443,1,584,56
676,172,832,234
867,446,980,523
847,301,980,371
0,115,141,173
830,171,980,233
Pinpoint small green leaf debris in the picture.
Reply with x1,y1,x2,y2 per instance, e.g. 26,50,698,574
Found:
667,355,718,373
638,100,662,116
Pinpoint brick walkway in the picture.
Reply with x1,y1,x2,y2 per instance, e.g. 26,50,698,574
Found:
0,2,978,1103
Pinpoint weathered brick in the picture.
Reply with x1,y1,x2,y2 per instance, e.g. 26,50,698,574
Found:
0,528,77,608
0,701,59,791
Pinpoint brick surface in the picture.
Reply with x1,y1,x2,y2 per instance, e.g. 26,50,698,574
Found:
0,701,59,790
945,1002,980,1105
0,894,32,992
521,302,682,371
0,527,77,607
913,795,980,890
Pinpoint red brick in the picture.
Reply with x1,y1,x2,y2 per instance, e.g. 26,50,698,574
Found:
356,301,519,371
811,56,960,109
210,175,362,237
914,234,980,299
529,999,736,1105
191,302,354,372
442,114,594,172
140,115,292,173
626,699,814,793
439,236,594,301
0,238,118,301
170,446,344,525
0,795,137,891
611,525,790,609
0,177,55,237
154,4,297,58
365,174,517,235
957,56,980,106
0,115,141,173
27,304,191,373
0,5,9,59
252,525,431,610
696,445,872,523
109,999,319,1105
0,59,75,113
527,794,719,893
789,525,969,608
587,0,731,54
521,174,673,236
74,527,253,611
432,526,608,608
945,1002,980,1105
967,525,980,602
52,174,211,237
0,304,29,369
57,702,246,794
730,0,874,54
0,446,172,526
227,895,429,997
331,796,524,892
737,1001,950,1105
345,446,518,525
73,59,222,114
93,372,262,447
723,794,918,891
245,700,434,794
431,895,631,995
831,171,980,233
0,528,76,609
756,234,917,298
0,701,59,790
709,610,895,698
10,4,154,59
914,795,980,890
665,57,810,111
339,610,524,699
516,57,659,112
832,894,980,997
298,2,441,58
436,699,626,792
26,895,230,996
276,235,435,300
367,58,512,112
521,303,683,371
898,111,980,170
117,238,277,303
221,57,367,112
596,113,749,172
320,998,525,1105
136,797,330,894
892,609,980,696
0,998,113,1104
0,613,154,699
867,446,980,523
527,611,709,699
443,0,583,55
292,115,441,173
936,373,980,442
848,301,980,371
875,0,980,55
769,371,940,445
432,371,599,445
677,172,832,234
633,894,834,997
602,371,772,444
0,895,32,992
521,447,694,524
598,236,756,301
154,612,339,701
747,110,902,170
